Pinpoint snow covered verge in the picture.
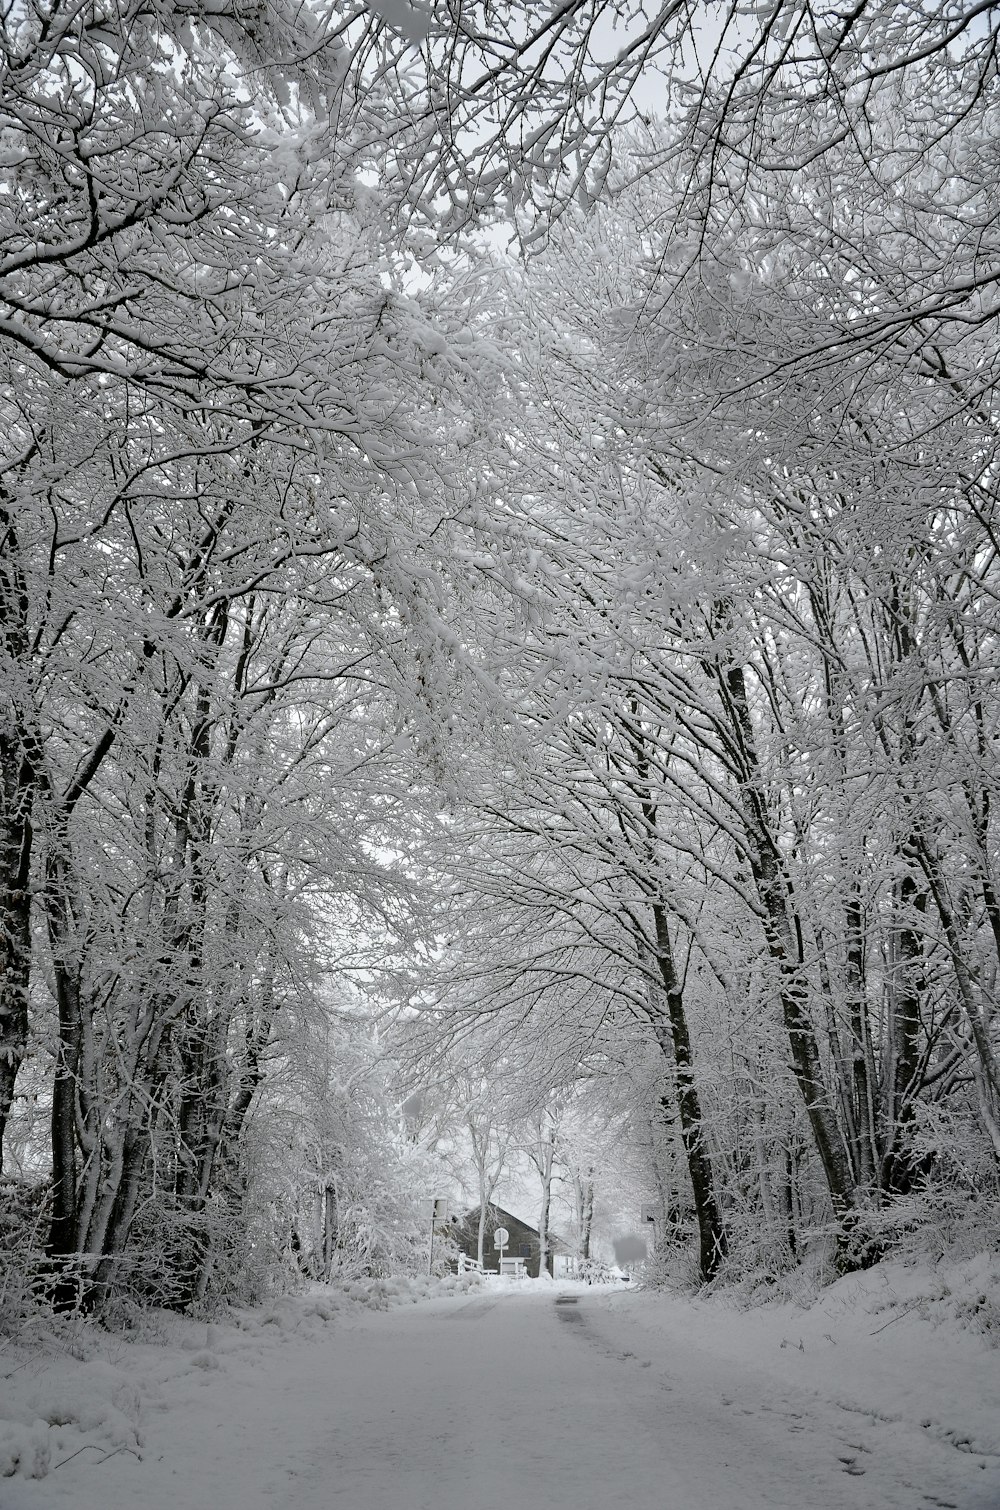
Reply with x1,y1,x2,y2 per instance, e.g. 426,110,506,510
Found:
588,1252,1000,1504
0,1272,482,1486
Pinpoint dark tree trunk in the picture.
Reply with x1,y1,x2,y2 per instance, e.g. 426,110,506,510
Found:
0,506,34,1174
323,1184,338,1280
649,901,728,1281
619,700,728,1282
0,789,31,1175
579,1173,594,1260
45,840,88,1273
721,661,858,1223
844,884,877,1190
48,959,83,1261
88,1127,150,1309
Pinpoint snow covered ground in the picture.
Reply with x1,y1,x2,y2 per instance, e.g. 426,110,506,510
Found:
2,1258,999,1510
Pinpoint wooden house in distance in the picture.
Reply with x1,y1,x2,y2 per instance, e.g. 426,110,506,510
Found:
452,1204,572,1278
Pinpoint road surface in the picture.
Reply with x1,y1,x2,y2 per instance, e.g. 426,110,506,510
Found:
8,1285,998,1510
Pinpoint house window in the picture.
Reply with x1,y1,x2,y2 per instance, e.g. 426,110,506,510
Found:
519,1243,531,1258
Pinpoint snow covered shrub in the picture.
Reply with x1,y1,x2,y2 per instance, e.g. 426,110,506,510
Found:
891,1187,1000,1268
0,1180,49,1334
872,1100,1000,1269
710,1206,801,1294
237,1010,450,1290
72,1173,260,1319
209,1201,288,1309
955,1281,1000,1345
637,1236,704,1293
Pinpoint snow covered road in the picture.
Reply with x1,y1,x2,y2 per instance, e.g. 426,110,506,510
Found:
5,1278,1000,1510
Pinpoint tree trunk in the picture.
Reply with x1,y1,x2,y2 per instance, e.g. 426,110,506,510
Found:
0,789,31,1175
45,842,88,1272
779,1144,798,1258
477,1203,488,1269
89,1127,150,1308
528,1108,558,1278
323,1183,338,1281
537,1178,551,1277
844,883,877,1190
0,506,34,1174
648,901,728,1281
536,1135,553,1278
750,1095,778,1234
620,701,728,1281
48,959,83,1262
720,660,858,1222
915,835,1000,1133
881,872,927,1193
578,1171,594,1260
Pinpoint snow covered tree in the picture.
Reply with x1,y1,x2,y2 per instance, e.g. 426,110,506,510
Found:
0,0,517,1308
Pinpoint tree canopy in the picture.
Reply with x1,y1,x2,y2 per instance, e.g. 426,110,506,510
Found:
2,0,999,1307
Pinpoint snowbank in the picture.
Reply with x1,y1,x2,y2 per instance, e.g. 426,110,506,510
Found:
0,1352,143,1482
584,1251,1000,1500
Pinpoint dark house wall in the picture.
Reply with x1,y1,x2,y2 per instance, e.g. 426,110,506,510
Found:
452,1205,556,1277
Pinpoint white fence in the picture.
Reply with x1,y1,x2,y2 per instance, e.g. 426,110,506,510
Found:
455,1253,529,1279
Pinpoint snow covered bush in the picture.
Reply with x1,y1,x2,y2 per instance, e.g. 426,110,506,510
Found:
233,1008,450,1293
0,1180,49,1335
